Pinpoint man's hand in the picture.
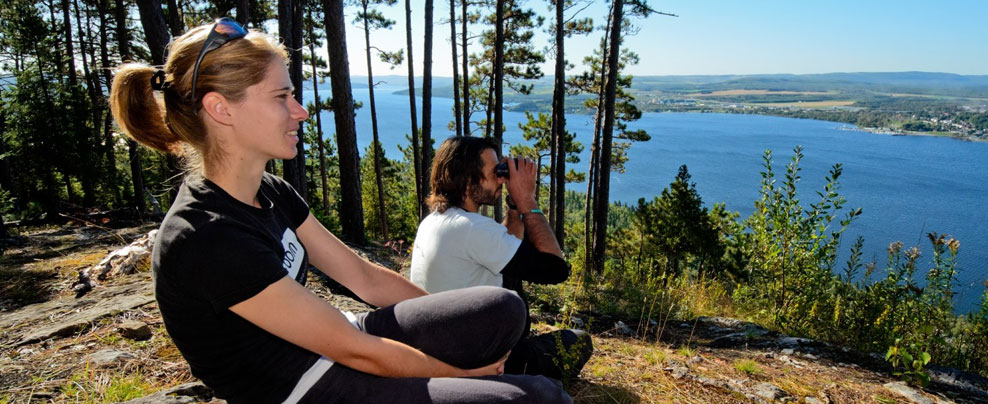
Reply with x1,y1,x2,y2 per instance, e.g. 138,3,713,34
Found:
504,157,538,211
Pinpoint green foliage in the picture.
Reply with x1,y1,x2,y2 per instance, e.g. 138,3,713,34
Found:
969,112,988,130
467,0,545,136
738,147,861,331
303,119,340,233
634,165,724,279
533,147,988,380
901,120,935,131
511,111,584,194
886,338,931,387
551,308,592,387
359,141,418,241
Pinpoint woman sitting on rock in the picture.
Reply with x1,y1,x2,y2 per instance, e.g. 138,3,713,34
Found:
109,17,571,404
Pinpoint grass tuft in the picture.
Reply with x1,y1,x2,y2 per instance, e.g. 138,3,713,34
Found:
644,349,666,366
676,346,696,357
734,359,762,376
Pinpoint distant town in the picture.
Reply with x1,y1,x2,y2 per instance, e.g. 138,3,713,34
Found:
400,72,988,142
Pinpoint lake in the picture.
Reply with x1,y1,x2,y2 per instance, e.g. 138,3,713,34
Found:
305,84,988,313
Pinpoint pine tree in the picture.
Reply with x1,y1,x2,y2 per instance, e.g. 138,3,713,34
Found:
324,0,366,245
355,0,400,239
304,4,330,213
421,0,434,216
402,0,423,219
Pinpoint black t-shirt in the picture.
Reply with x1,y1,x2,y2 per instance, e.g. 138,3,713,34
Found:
153,173,315,404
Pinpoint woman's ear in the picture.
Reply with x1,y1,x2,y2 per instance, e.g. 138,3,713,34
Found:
201,92,234,126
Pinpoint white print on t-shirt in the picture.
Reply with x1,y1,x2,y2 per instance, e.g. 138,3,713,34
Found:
281,228,305,280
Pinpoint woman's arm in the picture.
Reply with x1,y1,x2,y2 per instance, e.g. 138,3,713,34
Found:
296,214,426,307
230,277,503,378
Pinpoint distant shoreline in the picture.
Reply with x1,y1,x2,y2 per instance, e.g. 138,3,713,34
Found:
638,110,988,143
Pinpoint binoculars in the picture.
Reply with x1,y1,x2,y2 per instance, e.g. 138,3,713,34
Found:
495,158,518,179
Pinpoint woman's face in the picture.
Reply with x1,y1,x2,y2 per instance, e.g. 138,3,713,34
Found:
228,57,309,163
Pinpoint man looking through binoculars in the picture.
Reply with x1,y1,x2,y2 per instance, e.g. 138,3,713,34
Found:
411,136,593,379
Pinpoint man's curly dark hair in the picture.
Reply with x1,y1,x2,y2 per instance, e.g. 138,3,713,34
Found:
427,136,498,213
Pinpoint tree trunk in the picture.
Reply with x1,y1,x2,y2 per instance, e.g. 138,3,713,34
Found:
460,0,469,136
30,40,60,220
113,0,131,60
0,98,11,195
115,0,147,214
135,0,177,202
165,0,182,36
48,2,66,77
73,0,95,102
324,0,366,245
404,0,423,220
584,6,612,276
97,0,121,205
484,78,493,138
449,0,462,137
420,0,434,215
590,0,623,275
362,0,389,240
493,0,504,145
308,12,329,213
550,0,566,247
491,0,505,222
279,0,308,200
278,0,293,190
0,100,8,238
0,98,11,235
291,0,307,199
129,143,148,212
236,0,250,26
71,0,97,207
135,0,170,66
61,0,78,85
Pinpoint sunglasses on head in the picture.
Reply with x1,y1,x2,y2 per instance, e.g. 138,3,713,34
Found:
190,17,248,100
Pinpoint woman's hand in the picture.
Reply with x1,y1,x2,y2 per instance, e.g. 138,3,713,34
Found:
460,351,510,377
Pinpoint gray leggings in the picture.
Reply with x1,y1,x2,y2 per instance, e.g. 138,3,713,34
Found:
298,286,573,403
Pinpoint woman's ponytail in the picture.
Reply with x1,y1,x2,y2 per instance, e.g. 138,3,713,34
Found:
109,64,180,153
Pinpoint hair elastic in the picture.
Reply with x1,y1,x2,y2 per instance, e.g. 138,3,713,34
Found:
150,69,170,91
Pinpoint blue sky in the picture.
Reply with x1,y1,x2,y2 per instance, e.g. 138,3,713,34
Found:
339,0,988,78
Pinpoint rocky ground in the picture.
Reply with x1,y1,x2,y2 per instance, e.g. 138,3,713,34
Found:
1,221,987,403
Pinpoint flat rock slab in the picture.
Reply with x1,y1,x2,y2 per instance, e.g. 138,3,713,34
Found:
120,382,215,404
0,278,154,347
884,381,938,404
85,349,136,366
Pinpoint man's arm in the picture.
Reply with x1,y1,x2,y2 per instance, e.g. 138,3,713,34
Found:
504,157,562,258
500,240,569,284
516,201,562,258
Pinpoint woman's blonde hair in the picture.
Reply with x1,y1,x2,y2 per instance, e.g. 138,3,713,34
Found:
109,23,288,174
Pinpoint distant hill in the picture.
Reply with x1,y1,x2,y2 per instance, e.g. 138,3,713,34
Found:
303,72,988,103
640,72,988,97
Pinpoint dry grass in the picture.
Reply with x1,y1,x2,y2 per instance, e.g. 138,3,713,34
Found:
694,90,835,97
755,100,857,108
0,306,195,403
565,332,927,403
